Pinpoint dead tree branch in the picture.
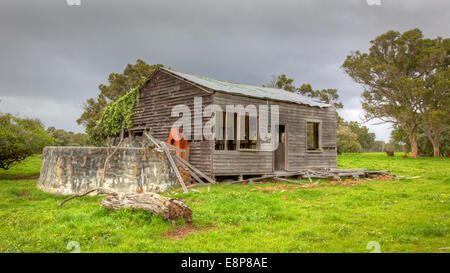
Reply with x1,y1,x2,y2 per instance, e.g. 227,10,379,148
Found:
59,187,118,207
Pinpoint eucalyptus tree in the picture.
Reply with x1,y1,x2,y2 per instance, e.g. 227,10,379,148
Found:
342,29,448,157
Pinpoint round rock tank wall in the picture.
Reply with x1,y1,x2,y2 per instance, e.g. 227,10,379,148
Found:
38,146,178,195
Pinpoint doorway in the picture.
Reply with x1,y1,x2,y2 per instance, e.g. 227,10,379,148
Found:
274,124,286,171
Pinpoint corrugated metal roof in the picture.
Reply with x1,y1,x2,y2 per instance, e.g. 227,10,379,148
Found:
161,68,331,108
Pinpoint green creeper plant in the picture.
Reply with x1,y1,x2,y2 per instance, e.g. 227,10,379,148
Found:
88,77,148,143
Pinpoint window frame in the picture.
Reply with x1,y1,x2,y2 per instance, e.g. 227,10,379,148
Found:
238,113,259,151
214,111,238,151
214,111,261,152
305,119,323,153
214,111,226,151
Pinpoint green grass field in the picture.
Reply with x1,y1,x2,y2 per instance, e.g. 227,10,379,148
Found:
0,153,449,253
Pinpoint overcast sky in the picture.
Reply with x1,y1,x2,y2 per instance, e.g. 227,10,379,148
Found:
1,0,449,141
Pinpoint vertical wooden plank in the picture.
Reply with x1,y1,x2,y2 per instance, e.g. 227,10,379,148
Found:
162,143,188,193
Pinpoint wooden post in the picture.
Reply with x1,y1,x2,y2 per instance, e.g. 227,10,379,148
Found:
162,143,188,193
144,132,162,150
176,157,206,185
174,155,216,184
143,132,215,185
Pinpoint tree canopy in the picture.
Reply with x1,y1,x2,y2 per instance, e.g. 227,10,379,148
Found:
46,127,92,146
339,120,376,151
266,74,344,110
77,59,162,144
342,28,449,157
0,113,54,170
337,126,363,154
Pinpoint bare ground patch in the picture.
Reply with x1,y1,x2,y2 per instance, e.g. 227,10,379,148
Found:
4,174,40,180
165,224,213,240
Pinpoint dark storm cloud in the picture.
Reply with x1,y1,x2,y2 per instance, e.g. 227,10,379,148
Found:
0,0,449,140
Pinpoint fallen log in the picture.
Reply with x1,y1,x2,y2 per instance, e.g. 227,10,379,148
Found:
59,187,192,224
59,187,118,207
101,192,192,224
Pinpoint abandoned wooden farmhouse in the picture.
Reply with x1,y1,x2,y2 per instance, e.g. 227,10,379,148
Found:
130,67,337,178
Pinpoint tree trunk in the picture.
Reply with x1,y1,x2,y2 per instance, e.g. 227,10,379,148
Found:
425,126,441,157
408,131,419,158
432,134,441,157
101,192,192,224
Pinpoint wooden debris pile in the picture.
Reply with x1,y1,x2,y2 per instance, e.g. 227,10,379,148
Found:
144,132,216,193
224,168,395,185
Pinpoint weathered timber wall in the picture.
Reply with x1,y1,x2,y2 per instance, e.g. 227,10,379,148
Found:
130,69,336,176
131,71,214,176
38,146,177,195
212,92,337,174
277,99,337,170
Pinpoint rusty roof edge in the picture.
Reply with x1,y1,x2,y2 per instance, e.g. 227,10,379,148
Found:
158,68,214,94
161,67,331,108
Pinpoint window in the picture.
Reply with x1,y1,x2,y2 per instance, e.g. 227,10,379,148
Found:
226,112,237,150
239,114,258,149
215,112,225,150
215,112,237,150
306,121,320,151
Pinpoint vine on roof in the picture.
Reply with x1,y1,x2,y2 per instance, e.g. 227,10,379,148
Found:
92,77,147,141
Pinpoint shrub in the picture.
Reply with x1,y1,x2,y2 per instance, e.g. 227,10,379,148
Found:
337,126,363,154
0,113,54,169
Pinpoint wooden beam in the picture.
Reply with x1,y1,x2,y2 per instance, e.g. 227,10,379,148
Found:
176,157,206,185
223,175,278,184
144,132,215,185
174,155,216,184
272,177,309,185
144,132,185,152
143,132,162,150
161,143,188,193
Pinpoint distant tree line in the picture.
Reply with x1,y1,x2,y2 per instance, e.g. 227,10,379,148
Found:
46,127,92,147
